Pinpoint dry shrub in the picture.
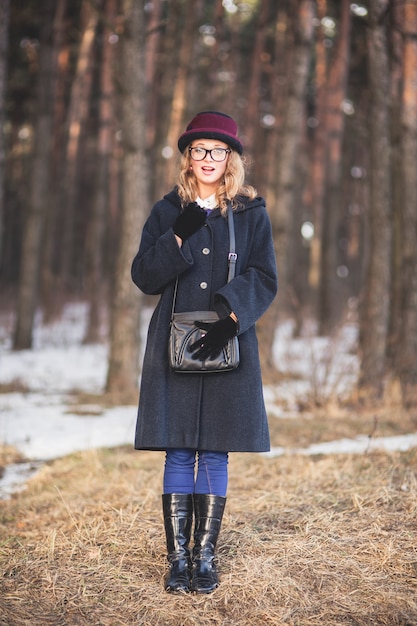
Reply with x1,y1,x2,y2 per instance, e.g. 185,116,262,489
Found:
0,445,26,468
1,447,417,626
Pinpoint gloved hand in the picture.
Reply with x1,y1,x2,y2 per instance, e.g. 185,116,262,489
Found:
190,315,238,361
173,202,207,241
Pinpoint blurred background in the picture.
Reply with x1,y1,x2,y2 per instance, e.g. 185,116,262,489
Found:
0,0,416,408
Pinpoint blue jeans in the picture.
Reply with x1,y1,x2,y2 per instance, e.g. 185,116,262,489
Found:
163,448,229,497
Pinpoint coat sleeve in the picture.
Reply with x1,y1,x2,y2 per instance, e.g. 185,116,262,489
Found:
214,205,278,334
131,201,194,295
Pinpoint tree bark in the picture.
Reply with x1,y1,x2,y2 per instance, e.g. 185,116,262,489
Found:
264,4,289,200
84,0,117,343
13,0,56,349
358,0,392,401
105,0,148,400
59,0,98,288
258,5,290,381
306,0,327,301
164,2,196,187
318,0,351,335
243,0,271,157
397,0,417,407
41,0,68,321
0,0,10,268
258,0,314,381
269,0,314,303
387,0,404,366
205,0,226,107
150,0,181,202
145,0,163,151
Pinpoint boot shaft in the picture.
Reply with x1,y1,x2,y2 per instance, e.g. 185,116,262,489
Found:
193,494,226,559
162,493,193,559
191,494,226,593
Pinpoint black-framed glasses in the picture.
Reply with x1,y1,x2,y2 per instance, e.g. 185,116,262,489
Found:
189,147,231,162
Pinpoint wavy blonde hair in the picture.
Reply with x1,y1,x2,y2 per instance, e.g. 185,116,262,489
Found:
177,146,257,216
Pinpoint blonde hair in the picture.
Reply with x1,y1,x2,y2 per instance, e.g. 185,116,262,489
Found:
177,147,257,216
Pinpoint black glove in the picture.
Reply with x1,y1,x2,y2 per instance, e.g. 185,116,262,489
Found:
173,202,207,241
190,316,238,361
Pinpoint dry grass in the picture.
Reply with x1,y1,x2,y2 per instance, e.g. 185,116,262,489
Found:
266,404,417,450
1,439,417,626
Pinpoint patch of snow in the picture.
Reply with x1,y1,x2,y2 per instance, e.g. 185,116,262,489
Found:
0,461,44,500
265,432,417,457
0,344,108,393
272,322,359,403
0,393,136,461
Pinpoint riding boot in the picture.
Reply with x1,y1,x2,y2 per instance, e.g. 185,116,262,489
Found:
162,493,193,593
191,494,226,594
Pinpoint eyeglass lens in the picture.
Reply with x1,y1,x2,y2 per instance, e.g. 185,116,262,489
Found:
189,147,230,162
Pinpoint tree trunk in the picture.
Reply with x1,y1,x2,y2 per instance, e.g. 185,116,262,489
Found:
258,0,314,381
105,0,148,400
386,0,404,366
0,0,10,268
269,0,314,304
397,0,417,407
258,4,289,381
264,4,289,199
243,0,271,157
40,0,68,321
150,0,181,202
205,0,226,107
318,0,351,335
358,0,392,401
164,2,196,187
145,0,163,151
13,0,56,350
84,0,117,344
59,0,98,289
306,0,327,302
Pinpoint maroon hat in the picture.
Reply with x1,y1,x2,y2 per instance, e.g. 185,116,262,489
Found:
178,111,243,155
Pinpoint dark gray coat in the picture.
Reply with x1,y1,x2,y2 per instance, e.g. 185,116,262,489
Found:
131,189,278,452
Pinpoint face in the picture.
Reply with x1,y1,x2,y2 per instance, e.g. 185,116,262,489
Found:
189,139,230,198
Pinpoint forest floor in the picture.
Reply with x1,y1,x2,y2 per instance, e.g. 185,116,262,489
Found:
1,409,417,626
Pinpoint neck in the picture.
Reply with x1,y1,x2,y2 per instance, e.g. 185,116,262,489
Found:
197,183,218,199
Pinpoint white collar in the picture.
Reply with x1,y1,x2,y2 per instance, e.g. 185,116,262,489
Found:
196,194,217,210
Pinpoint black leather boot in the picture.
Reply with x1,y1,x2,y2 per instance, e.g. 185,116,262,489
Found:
191,494,226,594
162,493,193,593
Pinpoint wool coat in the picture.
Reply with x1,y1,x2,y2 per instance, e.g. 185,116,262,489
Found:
131,188,278,453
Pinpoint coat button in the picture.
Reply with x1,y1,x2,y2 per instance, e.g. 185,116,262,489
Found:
202,247,210,255
200,282,208,289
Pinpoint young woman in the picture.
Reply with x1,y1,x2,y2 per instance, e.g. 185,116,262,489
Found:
131,111,278,594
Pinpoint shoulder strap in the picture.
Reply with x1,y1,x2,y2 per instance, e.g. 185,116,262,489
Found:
227,205,237,283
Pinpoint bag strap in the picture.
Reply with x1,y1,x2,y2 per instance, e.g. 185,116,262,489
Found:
227,204,237,282
171,205,237,317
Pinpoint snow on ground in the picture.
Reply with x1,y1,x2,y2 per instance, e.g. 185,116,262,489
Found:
0,392,136,460
0,302,416,498
0,304,137,464
0,304,137,497
265,433,417,458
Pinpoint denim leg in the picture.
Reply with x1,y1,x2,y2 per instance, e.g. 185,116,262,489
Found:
194,451,229,497
163,448,196,494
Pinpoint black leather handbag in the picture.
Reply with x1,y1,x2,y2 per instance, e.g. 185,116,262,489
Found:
168,206,240,373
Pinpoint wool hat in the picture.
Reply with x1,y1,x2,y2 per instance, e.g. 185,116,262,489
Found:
178,111,243,155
